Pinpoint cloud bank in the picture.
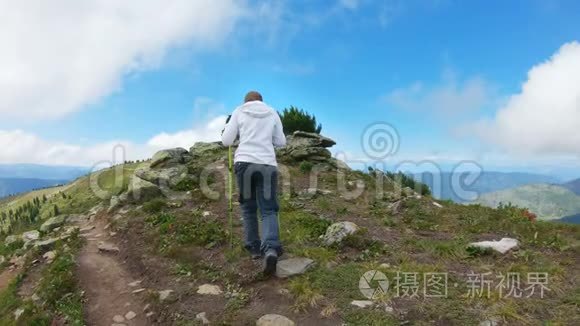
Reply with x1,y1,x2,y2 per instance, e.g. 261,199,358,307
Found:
0,0,244,120
473,41,580,156
0,115,226,166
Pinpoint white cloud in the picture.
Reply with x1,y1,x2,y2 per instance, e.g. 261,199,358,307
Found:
384,73,494,115
0,0,245,120
0,115,227,166
472,41,580,156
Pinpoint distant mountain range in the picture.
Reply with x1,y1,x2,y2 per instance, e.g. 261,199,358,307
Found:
475,184,580,221
0,164,89,199
412,171,580,222
561,178,580,195
413,172,560,203
556,213,580,224
0,177,68,198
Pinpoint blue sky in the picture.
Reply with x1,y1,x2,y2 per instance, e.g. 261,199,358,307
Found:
1,0,580,179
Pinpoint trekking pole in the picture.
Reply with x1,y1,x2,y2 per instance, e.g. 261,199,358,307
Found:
228,146,234,248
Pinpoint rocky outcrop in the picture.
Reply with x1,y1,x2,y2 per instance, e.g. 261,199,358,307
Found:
276,131,336,163
189,142,223,159
321,221,359,246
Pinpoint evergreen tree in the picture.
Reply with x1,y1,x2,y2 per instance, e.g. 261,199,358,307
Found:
279,106,322,135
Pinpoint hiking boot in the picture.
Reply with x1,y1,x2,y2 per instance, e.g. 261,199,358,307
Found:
250,248,262,260
263,249,278,276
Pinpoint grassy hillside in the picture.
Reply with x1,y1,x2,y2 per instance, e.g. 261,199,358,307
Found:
476,184,580,220
1,151,579,325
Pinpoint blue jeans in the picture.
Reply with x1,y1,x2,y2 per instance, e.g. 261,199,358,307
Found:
234,162,282,256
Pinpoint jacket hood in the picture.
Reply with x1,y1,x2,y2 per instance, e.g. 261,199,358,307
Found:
240,101,274,118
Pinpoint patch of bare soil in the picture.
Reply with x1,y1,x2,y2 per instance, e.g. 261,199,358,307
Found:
75,214,151,326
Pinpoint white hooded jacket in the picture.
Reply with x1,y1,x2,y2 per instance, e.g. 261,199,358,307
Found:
221,101,286,166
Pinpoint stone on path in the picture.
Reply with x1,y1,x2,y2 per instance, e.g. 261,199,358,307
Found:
276,257,315,278
128,280,142,287
112,315,125,323
125,311,136,320
158,289,174,301
469,238,519,254
197,284,222,295
97,242,120,254
256,314,296,326
196,312,210,324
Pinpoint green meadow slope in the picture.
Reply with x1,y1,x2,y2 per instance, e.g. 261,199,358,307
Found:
0,135,579,325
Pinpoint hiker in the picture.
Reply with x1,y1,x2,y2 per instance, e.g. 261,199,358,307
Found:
221,91,286,275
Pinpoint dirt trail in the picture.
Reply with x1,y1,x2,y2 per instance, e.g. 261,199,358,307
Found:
0,267,19,292
75,216,151,326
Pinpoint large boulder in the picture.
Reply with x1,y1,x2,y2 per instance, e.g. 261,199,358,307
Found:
40,215,67,233
134,165,190,189
277,131,336,163
126,176,162,202
189,142,223,159
321,221,359,246
150,148,192,169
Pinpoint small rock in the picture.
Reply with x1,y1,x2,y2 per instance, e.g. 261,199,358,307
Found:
351,300,374,308
43,251,56,262
132,288,146,294
196,312,210,324
197,284,222,295
432,201,443,208
256,314,296,326
31,293,40,302
469,238,519,254
158,289,174,301
146,312,155,318
202,211,211,217
14,308,25,320
143,304,151,312
113,315,125,323
321,221,359,246
384,304,394,313
98,242,120,254
128,280,142,287
22,230,40,242
379,263,391,269
125,311,136,320
276,257,315,278
111,324,126,326
0,255,5,264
